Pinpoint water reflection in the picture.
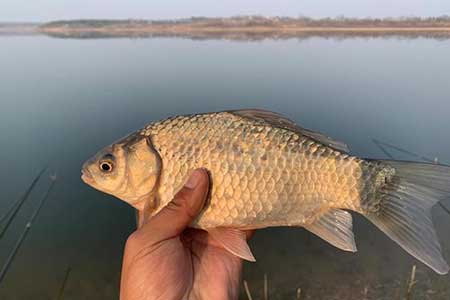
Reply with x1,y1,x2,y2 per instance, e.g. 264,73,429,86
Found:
42,30,450,41
0,35,449,299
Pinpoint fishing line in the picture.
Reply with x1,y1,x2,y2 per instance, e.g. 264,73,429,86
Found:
0,175,56,284
372,138,450,216
0,166,47,238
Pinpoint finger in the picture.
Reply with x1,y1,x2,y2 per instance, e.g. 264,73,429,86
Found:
245,230,255,240
136,209,144,229
183,229,255,248
137,168,210,244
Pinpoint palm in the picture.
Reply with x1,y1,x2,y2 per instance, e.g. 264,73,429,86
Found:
184,229,244,300
122,228,245,300
120,169,249,300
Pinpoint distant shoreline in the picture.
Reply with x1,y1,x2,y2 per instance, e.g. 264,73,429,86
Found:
37,17,450,39
40,26,450,33
0,23,39,35
4,17,450,39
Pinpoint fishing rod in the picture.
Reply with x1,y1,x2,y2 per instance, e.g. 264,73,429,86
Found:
0,198,20,224
372,138,437,164
0,166,47,237
0,175,56,284
56,266,72,300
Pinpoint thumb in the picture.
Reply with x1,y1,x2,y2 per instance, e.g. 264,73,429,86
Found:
138,168,210,244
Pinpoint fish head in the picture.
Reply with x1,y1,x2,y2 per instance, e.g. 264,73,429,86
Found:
81,133,161,210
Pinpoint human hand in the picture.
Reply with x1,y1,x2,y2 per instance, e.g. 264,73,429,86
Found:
120,168,252,300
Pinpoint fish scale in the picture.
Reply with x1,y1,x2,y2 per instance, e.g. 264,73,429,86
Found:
141,111,371,228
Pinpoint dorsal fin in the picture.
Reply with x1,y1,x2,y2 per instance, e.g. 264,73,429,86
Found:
229,109,349,153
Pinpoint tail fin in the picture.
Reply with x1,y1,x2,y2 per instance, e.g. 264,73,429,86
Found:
366,160,450,274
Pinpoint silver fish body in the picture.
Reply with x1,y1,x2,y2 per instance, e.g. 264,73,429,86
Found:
141,111,385,229
82,109,450,274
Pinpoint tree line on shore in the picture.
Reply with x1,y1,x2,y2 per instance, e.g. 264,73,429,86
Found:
41,15,450,29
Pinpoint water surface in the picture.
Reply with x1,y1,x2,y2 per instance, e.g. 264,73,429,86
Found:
1,35,450,299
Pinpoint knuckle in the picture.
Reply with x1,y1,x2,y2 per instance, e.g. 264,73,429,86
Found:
171,190,190,209
166,197,185,213
124,236,158,264
125,231,144,249
168,190,198,219
184,206,197,220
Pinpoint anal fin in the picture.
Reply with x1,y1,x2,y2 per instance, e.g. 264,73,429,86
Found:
304,209,357,252
207,228,256,262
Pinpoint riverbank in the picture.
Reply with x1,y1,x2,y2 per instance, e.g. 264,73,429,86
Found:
0,23,39,35
37,17,450,39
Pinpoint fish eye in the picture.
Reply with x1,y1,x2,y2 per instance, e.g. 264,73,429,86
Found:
100,161,113,172
99,154,115,173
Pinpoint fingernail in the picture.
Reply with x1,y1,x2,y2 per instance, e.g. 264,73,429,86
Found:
185,169,202,189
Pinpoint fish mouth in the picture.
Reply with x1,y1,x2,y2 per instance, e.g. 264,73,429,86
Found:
81,168,95,185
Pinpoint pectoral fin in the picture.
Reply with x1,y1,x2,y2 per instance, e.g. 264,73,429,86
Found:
207,228,256,262
304,209,357,252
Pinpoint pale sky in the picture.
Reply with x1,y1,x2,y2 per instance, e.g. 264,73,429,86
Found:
1,0,449,22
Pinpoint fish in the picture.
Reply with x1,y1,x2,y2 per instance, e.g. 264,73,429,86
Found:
81,109,450,274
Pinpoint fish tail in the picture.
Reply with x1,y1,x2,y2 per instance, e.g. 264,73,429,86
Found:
365,160,450,274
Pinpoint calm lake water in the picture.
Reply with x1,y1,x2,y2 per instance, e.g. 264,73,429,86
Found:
1,35,450,300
